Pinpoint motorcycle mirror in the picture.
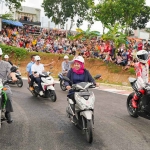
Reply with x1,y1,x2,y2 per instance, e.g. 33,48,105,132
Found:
94,74,101,80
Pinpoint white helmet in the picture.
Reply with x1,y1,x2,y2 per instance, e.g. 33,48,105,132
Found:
35,55,41,61
64,55,69,59
74,56,84,63
0,48,3,55
4,55,9,58
136,50,148,64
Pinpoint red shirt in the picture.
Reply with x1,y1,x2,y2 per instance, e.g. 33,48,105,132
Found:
19,42,23,47
138,43,143,50
84,51,90,57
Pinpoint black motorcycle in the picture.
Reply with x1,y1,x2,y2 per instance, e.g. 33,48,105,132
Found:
127,77,150,120
58,72,67,91
8,66,23,88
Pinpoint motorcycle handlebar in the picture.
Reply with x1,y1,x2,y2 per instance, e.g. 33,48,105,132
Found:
3,80,12,85
70,83,96,90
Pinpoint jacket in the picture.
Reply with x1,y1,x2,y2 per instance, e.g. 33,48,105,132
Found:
65,68,95,86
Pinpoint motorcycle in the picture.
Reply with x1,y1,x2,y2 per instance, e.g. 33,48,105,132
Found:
8,67,23,88
28,71,57,102
64,74,101,143
58,72,67,91
127,77,150,120
0,79,12,127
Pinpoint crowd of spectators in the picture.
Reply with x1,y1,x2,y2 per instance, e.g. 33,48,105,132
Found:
0,24,150,70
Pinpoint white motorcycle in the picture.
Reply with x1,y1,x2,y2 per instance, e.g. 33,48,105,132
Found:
64,75,101,143
28,72,57,102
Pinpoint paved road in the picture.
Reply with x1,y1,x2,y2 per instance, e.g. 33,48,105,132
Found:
0,81,150,150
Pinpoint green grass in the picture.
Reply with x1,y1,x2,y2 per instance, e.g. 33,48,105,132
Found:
104,62,122,73
128,67,135,75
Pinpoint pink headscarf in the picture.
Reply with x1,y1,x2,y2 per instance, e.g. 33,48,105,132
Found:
72,60,85,74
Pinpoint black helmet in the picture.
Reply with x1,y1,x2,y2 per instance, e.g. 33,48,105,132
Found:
10,66,17,72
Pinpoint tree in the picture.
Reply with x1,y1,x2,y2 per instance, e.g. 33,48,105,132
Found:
68,27,100,42
42,0,94,28
92,0,122,32
92,0,150,31
102,23,127,49
1,0,24,10
130,6,150,30
1,13,13,20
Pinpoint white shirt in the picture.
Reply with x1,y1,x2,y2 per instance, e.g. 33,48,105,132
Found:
31,63,44,74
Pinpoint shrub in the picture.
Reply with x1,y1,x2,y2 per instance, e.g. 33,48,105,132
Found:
0,44,28,61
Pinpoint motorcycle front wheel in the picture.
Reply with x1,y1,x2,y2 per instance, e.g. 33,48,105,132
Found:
127,92,139,118
17,77,23,87
48,90,57,102
85,119,93,143
60,80,66,91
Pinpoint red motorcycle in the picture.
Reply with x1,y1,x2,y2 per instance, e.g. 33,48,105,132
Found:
127,77,150,120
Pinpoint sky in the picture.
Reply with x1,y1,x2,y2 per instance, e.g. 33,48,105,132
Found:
1,0,150,32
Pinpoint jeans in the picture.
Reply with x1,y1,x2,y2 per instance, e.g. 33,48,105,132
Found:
35,77,43,91
29,74,35,87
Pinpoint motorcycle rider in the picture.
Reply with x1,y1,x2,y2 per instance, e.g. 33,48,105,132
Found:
27,55,54,91
0,48,17,123
61,53,79,74
62,55,73,75
132,50,150,108
26,54,36,91
65,56,99,123
4,54,13,66
31,55,54,96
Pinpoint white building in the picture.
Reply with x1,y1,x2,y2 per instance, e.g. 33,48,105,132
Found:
134,28,150,41
11,6,41,26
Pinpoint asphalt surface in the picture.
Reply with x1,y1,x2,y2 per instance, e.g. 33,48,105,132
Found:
0,81,150,150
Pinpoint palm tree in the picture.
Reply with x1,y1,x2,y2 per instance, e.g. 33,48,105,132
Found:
74,27,100,40
102,23,127,48
67,27,100,42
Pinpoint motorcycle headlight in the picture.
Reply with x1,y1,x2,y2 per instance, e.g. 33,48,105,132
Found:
75,93,95,110
75,93,87,110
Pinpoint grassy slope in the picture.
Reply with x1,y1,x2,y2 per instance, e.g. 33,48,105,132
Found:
14,52,135,86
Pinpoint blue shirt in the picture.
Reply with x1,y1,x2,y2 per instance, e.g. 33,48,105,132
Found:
122,52,128,61
26,61,34,75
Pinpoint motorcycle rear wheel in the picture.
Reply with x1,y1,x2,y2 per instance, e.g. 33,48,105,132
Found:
127,92,139,118
60,80,66,91
85,119,93,143
49,90,57,102
17,78,23,87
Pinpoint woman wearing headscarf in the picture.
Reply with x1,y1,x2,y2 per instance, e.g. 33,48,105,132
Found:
65,56,98,122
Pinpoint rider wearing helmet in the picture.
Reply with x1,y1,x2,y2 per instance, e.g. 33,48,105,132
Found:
4,54,13,66
31,55,45,96
61,51,79,74
61,55,73,74
27,55,54,91
65,56,98,123
0,48,17,123
132,50,150,108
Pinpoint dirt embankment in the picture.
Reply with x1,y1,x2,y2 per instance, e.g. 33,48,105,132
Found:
14,53,135,86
